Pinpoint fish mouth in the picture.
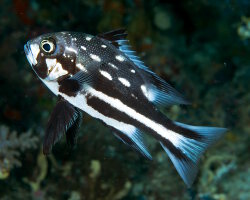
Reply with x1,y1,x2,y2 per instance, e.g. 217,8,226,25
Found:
24,42,37,66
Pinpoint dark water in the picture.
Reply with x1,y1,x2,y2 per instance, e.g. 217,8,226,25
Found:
0,0,249,199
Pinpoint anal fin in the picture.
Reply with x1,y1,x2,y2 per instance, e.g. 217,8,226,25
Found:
113,129,152,160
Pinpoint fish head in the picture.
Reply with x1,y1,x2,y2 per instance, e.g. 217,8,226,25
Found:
24,32,79,81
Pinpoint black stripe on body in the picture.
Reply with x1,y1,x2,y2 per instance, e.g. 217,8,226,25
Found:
85,94,187,160
91,63,203,141
58,78,81,97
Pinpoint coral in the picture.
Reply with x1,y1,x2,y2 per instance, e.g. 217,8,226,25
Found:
0,0,250,199
198,154,237,199
237,16,250,39
81,159,132,200
23,148,48,192
0,125,38,179
221,167,250,200
89,160,101,179
68,191,81,200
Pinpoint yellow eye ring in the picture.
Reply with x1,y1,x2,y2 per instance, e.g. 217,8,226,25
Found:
40,39,56,54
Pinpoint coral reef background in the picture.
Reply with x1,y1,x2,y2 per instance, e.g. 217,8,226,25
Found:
0,0,249,199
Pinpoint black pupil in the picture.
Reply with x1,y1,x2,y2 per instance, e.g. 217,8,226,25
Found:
43,43,51,52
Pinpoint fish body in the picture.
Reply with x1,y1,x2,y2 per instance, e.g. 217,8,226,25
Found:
24,29,227,187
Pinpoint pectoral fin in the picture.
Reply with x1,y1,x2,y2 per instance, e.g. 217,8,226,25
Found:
43,96,82,155
65,107,82,148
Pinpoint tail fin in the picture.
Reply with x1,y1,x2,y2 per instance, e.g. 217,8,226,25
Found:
160,122,227,187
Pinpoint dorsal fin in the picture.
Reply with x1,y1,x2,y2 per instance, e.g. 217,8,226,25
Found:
141,71,190,106
98,29,128,47
98,29,151,72
98,29,189,107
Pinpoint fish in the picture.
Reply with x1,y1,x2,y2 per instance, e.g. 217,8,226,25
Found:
24,29,227,187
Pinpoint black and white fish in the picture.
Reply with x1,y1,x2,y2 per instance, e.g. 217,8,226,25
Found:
24,29,227,187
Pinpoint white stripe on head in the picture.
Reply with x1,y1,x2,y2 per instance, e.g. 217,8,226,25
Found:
46,61,68,81
46,58,57,72
99,70,112,80
26,49,35,66
118,77,130,87
30,44,40,65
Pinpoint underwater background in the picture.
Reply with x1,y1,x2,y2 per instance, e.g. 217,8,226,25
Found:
0,0,249,199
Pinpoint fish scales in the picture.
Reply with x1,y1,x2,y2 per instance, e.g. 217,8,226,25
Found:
24,29,227,187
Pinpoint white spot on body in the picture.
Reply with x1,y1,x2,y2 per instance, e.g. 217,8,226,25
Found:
65,47,77,54
118,77,131,87
115,55,125,62
86,36,92,41
81,46,86,51
131,69,135,73
141,85,155,102
131,94,137,99
41,53,44,57
99,70,112,80
71,59,74,62
141,85,147,96
73,37,77,41
90,54,101,62
101,44,107,48
76,63,87,72
108,62,118,69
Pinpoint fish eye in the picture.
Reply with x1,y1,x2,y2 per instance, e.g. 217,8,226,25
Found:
40,39,56,54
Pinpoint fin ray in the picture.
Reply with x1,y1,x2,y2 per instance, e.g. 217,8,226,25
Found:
43,98,82,154
160,122,227,187
113,129,152,160
98,29,189,107
142,71,190,106
66,107,82,148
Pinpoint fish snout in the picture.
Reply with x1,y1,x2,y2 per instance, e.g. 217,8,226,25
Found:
24,41,40,66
